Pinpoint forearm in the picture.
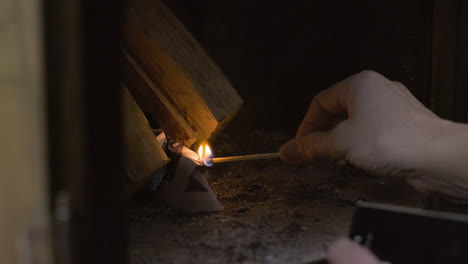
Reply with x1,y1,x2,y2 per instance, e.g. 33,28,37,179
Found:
408,120,468,199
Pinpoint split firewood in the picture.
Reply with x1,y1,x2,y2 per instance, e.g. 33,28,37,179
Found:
123,86,170,196
122,0,243,146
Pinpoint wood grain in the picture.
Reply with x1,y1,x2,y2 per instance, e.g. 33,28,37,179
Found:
122,0,242,145
122,49,197,146
123,86,170,196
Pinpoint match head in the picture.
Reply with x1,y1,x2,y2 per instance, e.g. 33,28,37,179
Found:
203,156,214,167
198,144,214,167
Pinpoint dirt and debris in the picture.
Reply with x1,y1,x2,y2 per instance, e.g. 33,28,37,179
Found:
127,127,439,264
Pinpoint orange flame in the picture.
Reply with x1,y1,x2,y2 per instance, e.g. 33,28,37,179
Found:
197,145,204,159
197,143,214,166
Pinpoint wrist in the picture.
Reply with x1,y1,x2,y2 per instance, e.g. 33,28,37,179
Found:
406,119,468,198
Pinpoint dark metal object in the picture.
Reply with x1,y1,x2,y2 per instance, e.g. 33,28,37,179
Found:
306,200,468,264
351,201,468,264
44,0,127,263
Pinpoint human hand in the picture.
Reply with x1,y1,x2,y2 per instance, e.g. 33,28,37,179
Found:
328,237,380,264
280,70,451,191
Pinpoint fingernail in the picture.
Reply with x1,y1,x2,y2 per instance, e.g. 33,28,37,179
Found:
280,141,301,163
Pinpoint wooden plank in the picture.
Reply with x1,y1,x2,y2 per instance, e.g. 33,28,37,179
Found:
122,86,170,196
122,0,243,145
122,48,197,146
0,0,52,263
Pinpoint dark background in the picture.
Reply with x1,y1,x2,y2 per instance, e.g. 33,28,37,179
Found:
163,0,436,134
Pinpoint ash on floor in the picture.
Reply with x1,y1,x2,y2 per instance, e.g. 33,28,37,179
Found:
128,129,428,264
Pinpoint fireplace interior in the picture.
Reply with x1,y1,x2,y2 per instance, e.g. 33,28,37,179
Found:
3,0,468,264
121,1,468,263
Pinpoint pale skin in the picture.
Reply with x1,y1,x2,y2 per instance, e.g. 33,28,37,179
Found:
279,70,468,264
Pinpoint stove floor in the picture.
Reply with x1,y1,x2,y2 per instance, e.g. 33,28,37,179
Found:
128,159,427,264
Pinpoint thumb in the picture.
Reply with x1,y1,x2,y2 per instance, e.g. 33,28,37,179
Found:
279,130,339,164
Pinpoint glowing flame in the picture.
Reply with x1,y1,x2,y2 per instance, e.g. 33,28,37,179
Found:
205,145,212,157
197,143,214,166
198,145,203,159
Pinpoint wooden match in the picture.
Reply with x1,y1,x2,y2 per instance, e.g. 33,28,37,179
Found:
211,152,280,164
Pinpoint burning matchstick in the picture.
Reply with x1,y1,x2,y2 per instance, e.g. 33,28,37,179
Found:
197,144,279,166
211,153,279,164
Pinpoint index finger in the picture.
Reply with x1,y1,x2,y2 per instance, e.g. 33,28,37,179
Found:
296,75,353,138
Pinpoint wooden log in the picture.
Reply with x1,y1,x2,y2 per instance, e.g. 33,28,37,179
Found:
122,0,243,146
123,86,170,196
122,49,197,146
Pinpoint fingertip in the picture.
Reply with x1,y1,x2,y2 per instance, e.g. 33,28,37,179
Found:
279,140,302,164
328,237,379,264
328,237,356,256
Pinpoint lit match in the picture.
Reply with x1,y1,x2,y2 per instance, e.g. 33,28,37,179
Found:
211,153,279,164
197,144,280,166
